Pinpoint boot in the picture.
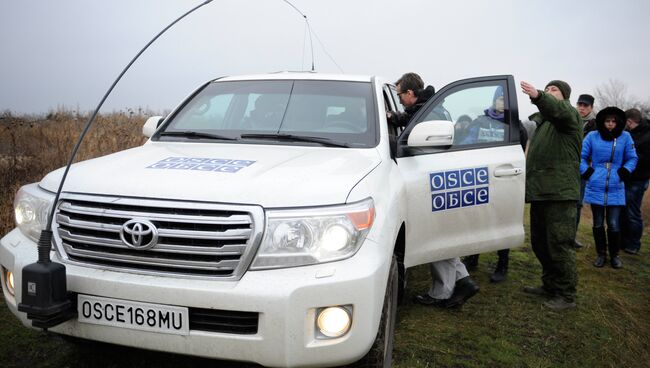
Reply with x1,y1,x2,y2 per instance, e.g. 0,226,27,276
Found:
462,254,479,272
592,227,607,268
490,249,509,283
444,276,479,308
607,229,623,269
543,296,576,311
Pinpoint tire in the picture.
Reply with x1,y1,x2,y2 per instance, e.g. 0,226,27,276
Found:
397,258,407,305
348,255,398,367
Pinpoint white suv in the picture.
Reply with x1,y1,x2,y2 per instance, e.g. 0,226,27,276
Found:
1,72,525,367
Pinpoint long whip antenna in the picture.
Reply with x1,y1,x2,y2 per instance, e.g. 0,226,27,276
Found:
282,0,344,73
18,0,214,330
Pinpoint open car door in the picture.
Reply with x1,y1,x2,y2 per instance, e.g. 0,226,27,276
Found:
396,75,526,268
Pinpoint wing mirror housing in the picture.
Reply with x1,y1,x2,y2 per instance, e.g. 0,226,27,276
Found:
407,120,455,147
143,116,164,138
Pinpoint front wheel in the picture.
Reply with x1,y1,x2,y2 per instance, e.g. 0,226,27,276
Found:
348,255,398,367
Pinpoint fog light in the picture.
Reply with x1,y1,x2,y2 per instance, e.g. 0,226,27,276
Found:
3,268,15,296
316,306,352,338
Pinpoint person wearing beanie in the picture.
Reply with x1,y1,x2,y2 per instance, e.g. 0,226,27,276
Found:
621,108,650,255
581,107,637,268
520,80,582,311
573,94,597,250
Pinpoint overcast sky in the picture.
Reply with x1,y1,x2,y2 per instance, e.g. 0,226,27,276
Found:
1,0,649,118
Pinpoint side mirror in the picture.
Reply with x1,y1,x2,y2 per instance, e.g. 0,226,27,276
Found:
407,120,454,147
143,116,164,138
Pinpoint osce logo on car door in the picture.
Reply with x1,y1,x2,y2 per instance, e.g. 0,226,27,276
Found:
429,167,489,212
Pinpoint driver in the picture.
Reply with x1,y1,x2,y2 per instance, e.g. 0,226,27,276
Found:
246,94,286,129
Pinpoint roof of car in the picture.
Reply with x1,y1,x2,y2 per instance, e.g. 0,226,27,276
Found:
215,72,374,83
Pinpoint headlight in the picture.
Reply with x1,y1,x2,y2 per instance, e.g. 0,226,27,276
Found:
250,198,375,270
14,183,54,243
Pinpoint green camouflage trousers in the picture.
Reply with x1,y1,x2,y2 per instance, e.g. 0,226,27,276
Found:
530,201,578,302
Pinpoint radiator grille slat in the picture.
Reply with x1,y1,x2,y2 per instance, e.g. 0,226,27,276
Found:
55,196,262,279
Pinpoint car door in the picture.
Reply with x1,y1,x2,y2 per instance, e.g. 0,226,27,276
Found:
396,75,525,268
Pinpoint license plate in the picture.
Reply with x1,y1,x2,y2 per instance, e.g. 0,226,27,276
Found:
77,295,189,335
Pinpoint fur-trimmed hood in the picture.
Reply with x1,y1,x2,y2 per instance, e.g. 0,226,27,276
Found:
596,106,626,141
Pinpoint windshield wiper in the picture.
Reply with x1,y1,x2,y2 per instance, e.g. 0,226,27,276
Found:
159,131,239,141
240,133,350,148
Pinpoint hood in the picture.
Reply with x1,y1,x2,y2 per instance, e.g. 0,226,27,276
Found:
596,106,626,141
40,142,381,208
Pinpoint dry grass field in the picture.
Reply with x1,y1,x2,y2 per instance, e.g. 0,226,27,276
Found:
0,112,649,367
0,110,147,236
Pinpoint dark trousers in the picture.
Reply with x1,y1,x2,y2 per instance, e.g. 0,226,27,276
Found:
591,205,622,231
621,180,649,251
530,201,578,302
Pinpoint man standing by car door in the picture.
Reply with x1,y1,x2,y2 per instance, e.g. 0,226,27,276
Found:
520,80,582,311
389,72,479,309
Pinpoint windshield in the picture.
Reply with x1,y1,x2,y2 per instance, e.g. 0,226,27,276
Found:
157,79,378,148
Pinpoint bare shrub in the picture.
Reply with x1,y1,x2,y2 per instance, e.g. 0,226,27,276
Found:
0,110,147,235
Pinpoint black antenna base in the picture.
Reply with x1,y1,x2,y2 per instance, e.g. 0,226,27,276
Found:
17,230,76,329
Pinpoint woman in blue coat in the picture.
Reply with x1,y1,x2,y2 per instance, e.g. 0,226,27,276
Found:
580,106,638,268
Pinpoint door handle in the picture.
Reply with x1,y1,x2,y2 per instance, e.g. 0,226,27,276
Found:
494,167,523,177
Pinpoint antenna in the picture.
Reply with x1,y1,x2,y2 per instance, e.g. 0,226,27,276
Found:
17,0,214,330
283,0,314,71
282,1,344,73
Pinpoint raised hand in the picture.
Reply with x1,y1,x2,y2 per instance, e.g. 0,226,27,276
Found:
520,81,539,99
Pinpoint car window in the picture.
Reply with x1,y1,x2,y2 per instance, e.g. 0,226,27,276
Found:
161,80,377,148
420,84,508,147
388,86,404,113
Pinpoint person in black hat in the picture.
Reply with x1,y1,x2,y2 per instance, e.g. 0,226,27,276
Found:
577,94,597,134
574,93,597,249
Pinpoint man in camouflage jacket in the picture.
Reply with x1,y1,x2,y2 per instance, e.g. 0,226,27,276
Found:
520,80,583,311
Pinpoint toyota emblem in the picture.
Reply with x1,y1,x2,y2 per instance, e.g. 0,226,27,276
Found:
120,219,159,250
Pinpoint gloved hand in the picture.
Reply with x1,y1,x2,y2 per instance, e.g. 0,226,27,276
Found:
581,167,594,180
617,168,631,182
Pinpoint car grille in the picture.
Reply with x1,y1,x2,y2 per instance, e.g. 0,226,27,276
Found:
54,194,264,279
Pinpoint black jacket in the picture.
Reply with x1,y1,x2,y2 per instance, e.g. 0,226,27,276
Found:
583,118,597,136
629,119,650,181
389,85,435,127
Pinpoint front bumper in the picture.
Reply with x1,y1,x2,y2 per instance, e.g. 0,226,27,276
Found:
1,228,390,368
